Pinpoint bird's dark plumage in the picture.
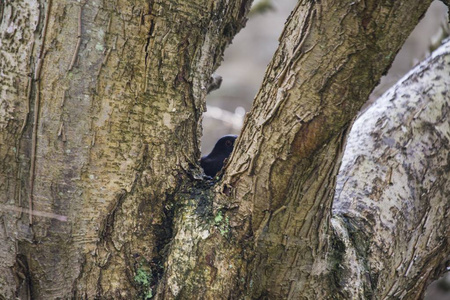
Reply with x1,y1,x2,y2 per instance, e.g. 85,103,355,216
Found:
201,135,237,177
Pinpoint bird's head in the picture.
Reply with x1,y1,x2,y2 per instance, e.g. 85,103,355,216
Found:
200,135,238,177
210,135,237,157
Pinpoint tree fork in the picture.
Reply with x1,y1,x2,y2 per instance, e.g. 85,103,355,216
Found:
1,0,449,299
162,0,436,298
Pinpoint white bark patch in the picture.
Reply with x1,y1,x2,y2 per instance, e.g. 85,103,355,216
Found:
163,113,173,129
333,39,450,298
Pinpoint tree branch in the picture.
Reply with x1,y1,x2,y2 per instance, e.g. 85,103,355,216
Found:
333,39,450,299
218,0,434,298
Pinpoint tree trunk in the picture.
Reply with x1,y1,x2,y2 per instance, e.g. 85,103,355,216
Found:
332,38,450,299
0,0,251,298
162,0,436,298
0,0,448,299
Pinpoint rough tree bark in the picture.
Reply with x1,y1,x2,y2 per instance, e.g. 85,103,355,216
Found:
0,0,448,299
333,39,450,299
0,0,252,298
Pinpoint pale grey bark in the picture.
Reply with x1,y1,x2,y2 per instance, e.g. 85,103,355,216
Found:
333,39,450,299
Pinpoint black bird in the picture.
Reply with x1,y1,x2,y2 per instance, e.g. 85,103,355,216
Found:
201,135,237,177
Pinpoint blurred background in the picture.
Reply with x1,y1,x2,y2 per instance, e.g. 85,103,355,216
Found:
201,0,449,154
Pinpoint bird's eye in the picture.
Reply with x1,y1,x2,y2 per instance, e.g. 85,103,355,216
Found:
225,140,233,147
